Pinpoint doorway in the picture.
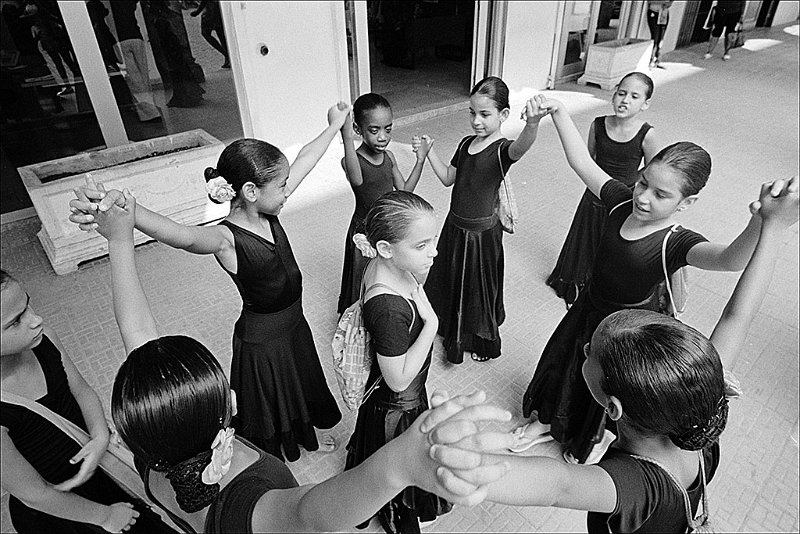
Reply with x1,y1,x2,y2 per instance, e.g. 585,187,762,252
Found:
345,0,475,118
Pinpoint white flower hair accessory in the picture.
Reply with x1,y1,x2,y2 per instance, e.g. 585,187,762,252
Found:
206,176,236,203
353,233,377,258
201,428,235,485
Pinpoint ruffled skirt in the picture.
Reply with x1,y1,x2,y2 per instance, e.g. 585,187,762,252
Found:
231,298,342,462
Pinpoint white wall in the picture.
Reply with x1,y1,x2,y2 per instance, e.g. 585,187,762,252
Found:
224,1,349,152
773,1,800,25
501,1,561,95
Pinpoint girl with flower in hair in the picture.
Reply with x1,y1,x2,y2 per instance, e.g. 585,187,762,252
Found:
79,187,515,533
345,190,450,533
428,176,799,533
70,103,351,462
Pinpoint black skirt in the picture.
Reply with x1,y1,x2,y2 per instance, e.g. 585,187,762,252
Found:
230,298,342,462
523,284,660,463
546,188,608,306
345,375,451,533
338,213,369,314
424,212,505,363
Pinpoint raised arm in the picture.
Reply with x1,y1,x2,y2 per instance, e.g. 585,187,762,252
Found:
542,96,613,197
387,143,426,192
685,214,761,272
507,97,548,161
710,177,799,367
422,136,457,187
340,113,364,187
287,102,351,195
92,190,159,353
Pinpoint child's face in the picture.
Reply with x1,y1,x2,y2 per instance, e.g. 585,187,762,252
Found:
355,106,393,154
468,94,508,138
388,212,438,278
631,163,692,222
1,280,44,356
611,78,651,118
255,164,290,216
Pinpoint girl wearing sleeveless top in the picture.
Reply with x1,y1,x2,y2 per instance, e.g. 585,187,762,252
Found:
70,103,352,462
547,73,661,307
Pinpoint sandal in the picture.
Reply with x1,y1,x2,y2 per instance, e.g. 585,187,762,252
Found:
316,432,337,453
470,352,491,362
508,422,553,453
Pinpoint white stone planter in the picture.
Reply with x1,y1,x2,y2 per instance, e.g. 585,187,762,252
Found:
577,38,653,90
18,129,228,275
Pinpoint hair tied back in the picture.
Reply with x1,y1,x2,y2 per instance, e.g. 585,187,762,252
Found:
204,167,220,181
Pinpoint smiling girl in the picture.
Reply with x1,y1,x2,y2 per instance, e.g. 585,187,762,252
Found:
338,93,430,314
521,95,768,465
418,76,547,364
69,103,352,463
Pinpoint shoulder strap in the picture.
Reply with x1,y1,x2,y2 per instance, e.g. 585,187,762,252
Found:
609,198,632,215
363,282,416,332
453,135,473,166
142,467,197,534
631,452,709,532
1,389,92,447
662,224,682,319
497,143,507,178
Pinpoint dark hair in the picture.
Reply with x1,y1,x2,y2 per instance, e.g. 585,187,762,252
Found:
204,139,288,204
470,76,510,111
647,141,711,197
365,191,435,246
594,310,727,451
111,336,232,512
617,71,654,99
353,92,392,128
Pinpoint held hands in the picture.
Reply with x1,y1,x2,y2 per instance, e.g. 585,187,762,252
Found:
412,135,433,161
519,95,552,126
340,112,355,138
399,391,513,506
749,176,799,229
98,502,139,533
52,435,109,492
68,177,125,231
327,101,352,130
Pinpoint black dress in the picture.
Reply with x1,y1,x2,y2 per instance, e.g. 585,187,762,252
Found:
424,136,517,363
338,152,395,314
524,180,707,463
217,218,341,462
345,294,451,533
0,336,170,534
547,117,652,305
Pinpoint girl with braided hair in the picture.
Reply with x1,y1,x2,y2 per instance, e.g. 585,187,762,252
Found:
426,175,799,533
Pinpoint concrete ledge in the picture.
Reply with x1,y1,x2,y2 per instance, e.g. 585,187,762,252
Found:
578,38,653,90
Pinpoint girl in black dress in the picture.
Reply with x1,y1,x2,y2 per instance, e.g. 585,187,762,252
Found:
520,95,777,464
0,269,161,533
430,177,799,533
338,93,430,313
71,103,352,462
418,76,548,363
345,191,451,533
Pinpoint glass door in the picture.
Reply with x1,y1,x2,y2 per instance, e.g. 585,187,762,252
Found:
555,1,595,82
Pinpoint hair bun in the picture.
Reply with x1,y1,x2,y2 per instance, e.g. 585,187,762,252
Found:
204,167,220,182
165,451,219,512
671,397,729,451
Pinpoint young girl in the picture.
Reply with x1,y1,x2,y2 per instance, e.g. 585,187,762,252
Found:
0,269,165,533
344,191,449,533
84,188,513,533
419,76,547,363
428,176,799,532
520,95,771,464
547,72,660,307
338,93,430,314
70,103,351,462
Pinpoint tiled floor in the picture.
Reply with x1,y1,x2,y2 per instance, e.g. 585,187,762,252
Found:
1,23,798,533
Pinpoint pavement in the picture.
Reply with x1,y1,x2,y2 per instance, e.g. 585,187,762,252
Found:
2,23,798,533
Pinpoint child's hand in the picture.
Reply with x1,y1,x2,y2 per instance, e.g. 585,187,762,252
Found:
413,135,433,160
93,189,137,241
520,95,552,125
397,391,512,506
341,112,355,137
750,176,799,229
328,101,352,129
98,502,139,533
412,283,438,327
53,435,108,492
